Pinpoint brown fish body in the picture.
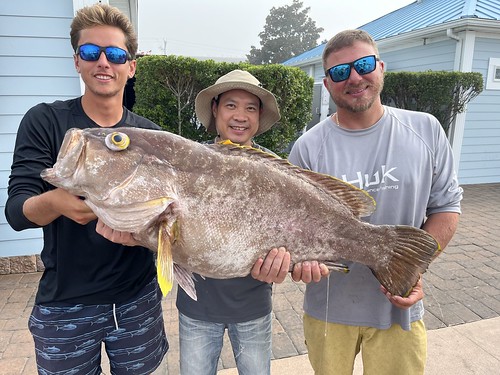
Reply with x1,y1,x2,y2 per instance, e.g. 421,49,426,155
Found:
41,127,439,298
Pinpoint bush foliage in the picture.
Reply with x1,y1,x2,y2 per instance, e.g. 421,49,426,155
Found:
382,71,483,135
134,55,313,154
134,57,484,154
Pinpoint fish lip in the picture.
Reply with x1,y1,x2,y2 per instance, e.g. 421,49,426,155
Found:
40,167,56,181
41,128,84,184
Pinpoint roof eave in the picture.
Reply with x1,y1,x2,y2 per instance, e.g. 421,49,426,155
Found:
376,18,500,47
284,18,500,67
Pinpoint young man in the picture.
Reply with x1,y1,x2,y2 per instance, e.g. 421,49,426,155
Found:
5,4,168,374
289,30,463,374
176,69,326,375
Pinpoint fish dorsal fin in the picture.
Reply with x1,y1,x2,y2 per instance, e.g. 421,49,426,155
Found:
295,169,375,217
211,141,375,218
213,139,282,159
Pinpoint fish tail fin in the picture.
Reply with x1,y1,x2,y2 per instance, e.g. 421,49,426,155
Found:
372,226,441,296
156,225,174,297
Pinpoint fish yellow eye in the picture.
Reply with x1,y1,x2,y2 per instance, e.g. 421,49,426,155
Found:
105,132,130,151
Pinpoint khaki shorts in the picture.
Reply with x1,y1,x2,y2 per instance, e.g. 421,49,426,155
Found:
303,314,427,375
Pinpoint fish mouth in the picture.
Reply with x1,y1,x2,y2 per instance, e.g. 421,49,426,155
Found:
41,128,85,184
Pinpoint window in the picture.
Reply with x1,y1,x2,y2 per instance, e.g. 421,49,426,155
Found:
486,57,500,89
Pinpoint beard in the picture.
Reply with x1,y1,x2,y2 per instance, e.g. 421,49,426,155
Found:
332,76,384,113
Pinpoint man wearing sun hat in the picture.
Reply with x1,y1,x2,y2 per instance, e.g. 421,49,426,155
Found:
176,69,327,375
177,69,281,375
194,69,280,146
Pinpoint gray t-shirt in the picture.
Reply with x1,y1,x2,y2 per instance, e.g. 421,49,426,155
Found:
288,105,463,330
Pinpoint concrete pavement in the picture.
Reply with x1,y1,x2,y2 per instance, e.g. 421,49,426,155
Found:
1,183,499,374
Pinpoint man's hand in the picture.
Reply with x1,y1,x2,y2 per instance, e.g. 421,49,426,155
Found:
291,261,329,283
23,188,97,226
251,247,290,284
380,276,424,309
57,190,97,225
95,219,138,246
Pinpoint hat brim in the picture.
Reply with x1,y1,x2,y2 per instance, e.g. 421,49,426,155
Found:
195,81,280,136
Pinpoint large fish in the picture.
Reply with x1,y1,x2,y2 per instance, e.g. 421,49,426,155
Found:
41,127,440,300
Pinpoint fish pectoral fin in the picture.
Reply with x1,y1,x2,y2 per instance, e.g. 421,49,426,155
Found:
156,224,174,297
173,264,198,301
371,225,440,297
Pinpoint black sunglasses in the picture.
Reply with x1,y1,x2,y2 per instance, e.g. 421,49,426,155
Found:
76,43,132,64
325,55,379,82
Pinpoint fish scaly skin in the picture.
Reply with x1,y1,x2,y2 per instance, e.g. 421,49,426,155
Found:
41,127,440,300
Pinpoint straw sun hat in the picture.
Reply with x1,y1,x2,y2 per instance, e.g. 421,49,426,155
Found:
194,70,281,136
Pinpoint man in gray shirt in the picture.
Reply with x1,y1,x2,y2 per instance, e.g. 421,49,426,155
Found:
289,29,462,375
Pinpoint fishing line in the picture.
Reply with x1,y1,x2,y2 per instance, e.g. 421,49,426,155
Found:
324,274,330,337
317,273,331,372
423,277,444,322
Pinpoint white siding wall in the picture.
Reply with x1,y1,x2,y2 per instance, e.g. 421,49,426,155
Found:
0,1,80,257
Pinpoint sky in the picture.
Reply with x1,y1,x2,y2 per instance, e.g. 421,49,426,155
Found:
137,0,415,59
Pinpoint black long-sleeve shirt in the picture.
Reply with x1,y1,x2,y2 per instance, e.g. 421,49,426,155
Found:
6,97,158,305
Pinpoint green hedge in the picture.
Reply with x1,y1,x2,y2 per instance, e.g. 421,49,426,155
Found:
134,55,313,154
134,57,484,152
382,71,483,135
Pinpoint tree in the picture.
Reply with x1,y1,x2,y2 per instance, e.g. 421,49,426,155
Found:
247,0,323,65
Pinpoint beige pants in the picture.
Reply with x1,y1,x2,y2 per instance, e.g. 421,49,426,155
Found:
303,314,427,375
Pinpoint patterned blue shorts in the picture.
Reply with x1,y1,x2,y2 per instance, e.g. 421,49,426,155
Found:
29,277,168,375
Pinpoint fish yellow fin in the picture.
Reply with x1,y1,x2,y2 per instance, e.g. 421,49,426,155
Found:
219,139,237,146
156,224,174,296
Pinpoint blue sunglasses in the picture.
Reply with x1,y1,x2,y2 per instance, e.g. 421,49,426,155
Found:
76,43,132,64
326,55,379,82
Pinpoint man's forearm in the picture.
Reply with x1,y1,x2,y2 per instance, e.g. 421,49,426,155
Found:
422,212,460,251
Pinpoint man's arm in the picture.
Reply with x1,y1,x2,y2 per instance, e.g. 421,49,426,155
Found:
422,212,460,251
23,188,97,226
